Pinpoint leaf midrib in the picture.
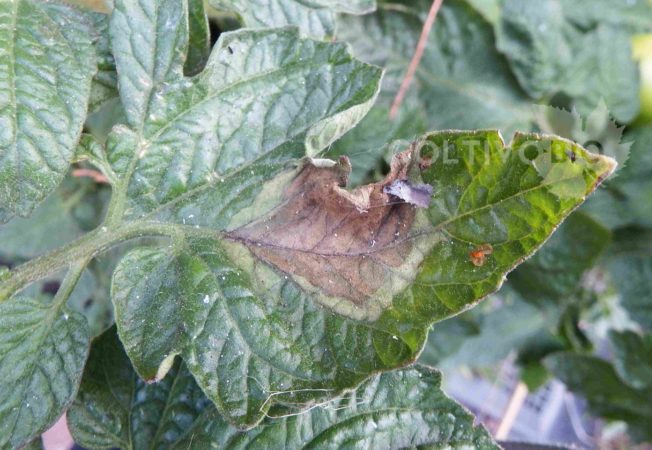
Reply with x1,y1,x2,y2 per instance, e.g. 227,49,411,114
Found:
118,51,363,222
225,168,596,259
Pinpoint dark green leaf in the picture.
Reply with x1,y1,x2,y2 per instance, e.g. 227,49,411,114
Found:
0,190,84,261
208,0,376,39
583,127,652,229
545,352,652,442
87,12,118,116
338,1,534,136
0,0,97,222
610,330,652,390
495,0,640,122
509,212,611,302
109,0,189,130
419,288,554,369
558,0,652,32
0,296,89,449
177,366,499,449
608,227,652,331
22,437,44,450
68,327,209,449
69,327,498,449
495,0,571,99
464,0,500,25
185,0,211,76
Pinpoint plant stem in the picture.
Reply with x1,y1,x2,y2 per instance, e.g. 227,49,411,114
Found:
0,220,210,301
389,0,444,120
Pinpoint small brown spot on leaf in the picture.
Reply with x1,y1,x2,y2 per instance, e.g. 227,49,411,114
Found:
469,244,493,267
228,147,428,305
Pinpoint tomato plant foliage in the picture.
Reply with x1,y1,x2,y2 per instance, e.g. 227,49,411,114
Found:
0,0,643,448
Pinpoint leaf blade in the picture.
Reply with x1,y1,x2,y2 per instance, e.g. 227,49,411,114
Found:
207,0,376,39
0,0,96,222
69,327,498,449
117,27,382,222
0,297,89,449
109,0,188,129
112,130,615,427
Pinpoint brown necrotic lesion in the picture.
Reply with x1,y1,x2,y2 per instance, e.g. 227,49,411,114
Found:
227,146,432,305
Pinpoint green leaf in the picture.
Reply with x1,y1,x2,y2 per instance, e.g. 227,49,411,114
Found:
608,227,652,331
464,0,500,25
337,1,534,136
558,0,652,32
112,128,615,427
185,0,211,75
69,327,499,449
68,327,210,449
87,12,118,116
109,0,189,130
0,294,89,449
419,287,556,369
610,330,652,391
0,0,97,222
545,352,652,442
583,127,652,229
509,212,611,302
494,0,640,122
207,0,376,39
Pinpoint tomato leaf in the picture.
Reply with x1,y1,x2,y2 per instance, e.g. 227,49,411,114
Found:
0,0,96,222
111,128,615,426
207,0,376,39
0,295,89,448
337,1,534,136
68,327,498,449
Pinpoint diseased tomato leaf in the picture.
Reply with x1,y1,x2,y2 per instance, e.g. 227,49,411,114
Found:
229,151,426,308
112,128,615,427
0,0,621,437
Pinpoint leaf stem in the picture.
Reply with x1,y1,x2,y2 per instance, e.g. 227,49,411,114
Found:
0,221,211,301
51,257,91,310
